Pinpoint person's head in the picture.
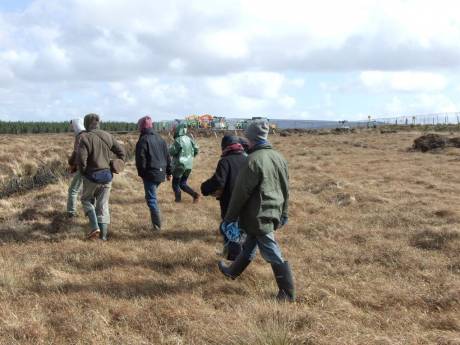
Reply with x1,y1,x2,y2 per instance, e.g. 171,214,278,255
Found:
70,118,85,135
221,135,239,151
174,123,187,138
238,137,250,153
83,113,100,131
244,119,269,148
137,116,153,132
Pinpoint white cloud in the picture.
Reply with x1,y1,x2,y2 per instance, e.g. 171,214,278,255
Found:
360,71,448,92
1,0,460,120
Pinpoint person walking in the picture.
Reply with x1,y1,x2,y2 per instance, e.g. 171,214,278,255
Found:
217,119,295,302
169,123,200,203
77,113,125,240
201,135,247,260
67,118,86,217
135,116,171,231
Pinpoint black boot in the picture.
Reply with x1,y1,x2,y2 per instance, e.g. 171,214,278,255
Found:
150,209,161,231
227,242,242,261
174,190,181,203
271,261,296,302
218,255,251,280
98,223,108,241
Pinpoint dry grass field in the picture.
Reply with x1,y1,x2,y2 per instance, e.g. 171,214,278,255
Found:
0,130,459,345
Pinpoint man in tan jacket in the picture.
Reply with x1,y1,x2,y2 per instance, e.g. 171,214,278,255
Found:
77,113,125,240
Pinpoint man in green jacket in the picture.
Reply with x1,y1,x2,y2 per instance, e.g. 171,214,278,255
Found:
169,123,200,203
218,119,295,302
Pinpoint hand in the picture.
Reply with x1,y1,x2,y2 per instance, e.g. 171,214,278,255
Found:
279,215,288,228
167,175,172,181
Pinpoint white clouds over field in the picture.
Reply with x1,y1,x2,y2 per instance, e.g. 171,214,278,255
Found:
0,0,460,121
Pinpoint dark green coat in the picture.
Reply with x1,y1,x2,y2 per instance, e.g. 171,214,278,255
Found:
224,144,289,236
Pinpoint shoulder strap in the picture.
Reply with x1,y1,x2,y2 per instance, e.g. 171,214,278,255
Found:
92,131,112,150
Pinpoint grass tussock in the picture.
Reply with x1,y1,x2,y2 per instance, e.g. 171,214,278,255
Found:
0,130,459,344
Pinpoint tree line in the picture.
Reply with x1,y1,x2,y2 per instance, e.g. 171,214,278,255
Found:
0,121,138,134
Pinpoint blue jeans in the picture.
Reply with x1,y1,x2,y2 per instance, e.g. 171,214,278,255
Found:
240,232,284,265
172,169,197,197
143,179,160,212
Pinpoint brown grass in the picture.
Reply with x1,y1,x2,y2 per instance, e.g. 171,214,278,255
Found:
0,130,459,344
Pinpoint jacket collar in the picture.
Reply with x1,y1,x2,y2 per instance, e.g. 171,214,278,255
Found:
248,142,272,154
141,128,155,136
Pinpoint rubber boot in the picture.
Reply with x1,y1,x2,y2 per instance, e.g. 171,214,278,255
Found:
218,255,251,280
271,261,296,302
227,242,242,261
98,223,108,241
150,209,161,231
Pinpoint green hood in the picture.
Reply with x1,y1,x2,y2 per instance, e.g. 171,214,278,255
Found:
174,123,187,138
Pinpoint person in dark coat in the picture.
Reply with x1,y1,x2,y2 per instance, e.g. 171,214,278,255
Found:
135,116,172,231
201,135,247,260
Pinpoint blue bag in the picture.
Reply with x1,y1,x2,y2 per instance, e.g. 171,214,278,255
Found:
220,221,242,243
87,169,113,184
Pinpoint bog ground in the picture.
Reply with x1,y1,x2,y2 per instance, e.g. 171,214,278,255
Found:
0,131,459,345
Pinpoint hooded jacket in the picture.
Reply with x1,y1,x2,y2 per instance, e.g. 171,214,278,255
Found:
135,128,171,183
224,143,289,236
77,114,126,175
169,124,199,177
68,118,86,168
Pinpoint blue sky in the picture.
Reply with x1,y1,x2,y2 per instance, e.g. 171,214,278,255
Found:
0,0,459,122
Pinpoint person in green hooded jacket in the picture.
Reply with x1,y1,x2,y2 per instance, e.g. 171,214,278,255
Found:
169,123,200,203
217,119,295,302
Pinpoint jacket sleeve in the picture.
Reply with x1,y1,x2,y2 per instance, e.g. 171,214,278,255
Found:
111,137,126,161
201,159,227,196
163,140,172,176
169,139,181,157
281,162,289,218
135,138,147,177
224,162,260,222
192,139,199,157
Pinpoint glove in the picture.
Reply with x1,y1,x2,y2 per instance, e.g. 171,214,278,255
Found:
279,215,288,228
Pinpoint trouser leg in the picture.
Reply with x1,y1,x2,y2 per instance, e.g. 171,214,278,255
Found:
143,179,161,230
179,170,198,198
67,172,83,215
172,176,182,202
94,182,111,225
81,177,99,231
256,232,284,265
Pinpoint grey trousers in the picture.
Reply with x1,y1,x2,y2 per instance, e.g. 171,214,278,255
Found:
81,176,112,228
67,171,83,215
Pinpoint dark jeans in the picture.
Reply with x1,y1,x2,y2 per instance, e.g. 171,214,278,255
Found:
172,169,196,196
143,179,160,212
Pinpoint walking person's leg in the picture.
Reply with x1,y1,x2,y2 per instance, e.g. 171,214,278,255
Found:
67,171,83,217
172,175,182,202
257,232,295,301
143,179,161,230
179,170,200,202
218,234,257,279
94,182,112,241
81,177,100,239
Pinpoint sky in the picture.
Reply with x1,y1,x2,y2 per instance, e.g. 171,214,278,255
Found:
0,0,460,122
